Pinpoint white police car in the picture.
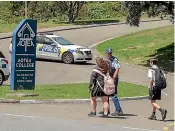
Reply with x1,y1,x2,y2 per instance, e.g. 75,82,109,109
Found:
9,33,93,64
0,51,10,85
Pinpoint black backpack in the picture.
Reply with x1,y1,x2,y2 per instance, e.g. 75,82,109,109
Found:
151,67,167,90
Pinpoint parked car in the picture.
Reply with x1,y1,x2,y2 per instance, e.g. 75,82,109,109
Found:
0,51,10,85
9,33,93,64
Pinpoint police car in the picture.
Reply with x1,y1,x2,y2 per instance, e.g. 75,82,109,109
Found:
0,51,10,85
9,33,92,64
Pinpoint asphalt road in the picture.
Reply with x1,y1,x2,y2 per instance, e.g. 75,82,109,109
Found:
0,100,174,131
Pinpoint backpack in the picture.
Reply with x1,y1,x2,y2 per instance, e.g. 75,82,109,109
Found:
151,67,167,90
93,69,115,95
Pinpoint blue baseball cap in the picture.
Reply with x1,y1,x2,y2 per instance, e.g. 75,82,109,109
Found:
105,48,112,54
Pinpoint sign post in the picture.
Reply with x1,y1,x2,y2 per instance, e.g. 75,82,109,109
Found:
10,19,37,90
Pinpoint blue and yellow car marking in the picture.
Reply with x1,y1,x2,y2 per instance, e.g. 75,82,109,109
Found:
68,49,74,53
36,43,43,51
60,48,68,54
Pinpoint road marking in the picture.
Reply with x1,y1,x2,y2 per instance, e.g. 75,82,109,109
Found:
162,91,168,96
122,126,161,131
4,113,37,118
162,91,173,99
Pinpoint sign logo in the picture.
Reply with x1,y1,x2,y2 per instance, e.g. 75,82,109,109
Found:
17,23,35,52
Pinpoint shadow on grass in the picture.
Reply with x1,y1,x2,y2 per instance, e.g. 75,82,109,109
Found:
53,18,168,25
141,42,174,73
55,19,120,25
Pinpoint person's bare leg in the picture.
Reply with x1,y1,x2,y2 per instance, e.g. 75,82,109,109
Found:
99,97,110,114
88,97,97,117
151,100,167,120
148,100,158,120
101,96,109,116
152,100,160,109
91,97,97,112
149,100,167,120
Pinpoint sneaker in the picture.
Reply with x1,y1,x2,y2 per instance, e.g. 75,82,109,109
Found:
99,110,110,115
99,111,103,114
101,113,108,118
148,115,157,120
111,110,123,116
88,111,96,117
118,110,123,115
161,109,167,121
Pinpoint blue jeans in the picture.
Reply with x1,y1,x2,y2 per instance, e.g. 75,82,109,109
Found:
111,78,122,111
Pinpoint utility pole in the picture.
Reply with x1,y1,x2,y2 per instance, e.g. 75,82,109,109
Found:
25,1,27,19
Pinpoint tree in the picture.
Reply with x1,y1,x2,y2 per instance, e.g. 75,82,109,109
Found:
0,1,24,24
56,1,85,23
9,1,23,16
123,1,174,26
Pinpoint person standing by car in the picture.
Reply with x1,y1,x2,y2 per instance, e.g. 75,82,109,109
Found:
99,48,123,116
148,58,167,120
88,57,110,117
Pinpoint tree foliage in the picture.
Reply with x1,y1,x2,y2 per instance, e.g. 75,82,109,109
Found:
0,1,173,26
55,1,85,23
123,1,174,26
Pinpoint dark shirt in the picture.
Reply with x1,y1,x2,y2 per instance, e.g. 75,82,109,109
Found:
89,66,104,89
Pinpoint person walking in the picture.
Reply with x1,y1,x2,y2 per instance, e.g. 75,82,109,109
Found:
99,48,123,116
88,57,110,117
148,58,167,120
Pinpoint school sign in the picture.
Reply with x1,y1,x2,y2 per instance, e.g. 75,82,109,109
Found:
10,19,37,90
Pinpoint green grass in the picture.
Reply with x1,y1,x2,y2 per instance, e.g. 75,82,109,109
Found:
96,25,174,72
0,82,148,100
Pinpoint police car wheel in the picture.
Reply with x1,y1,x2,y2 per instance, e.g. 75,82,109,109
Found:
62,52,74,64
0,72,3,85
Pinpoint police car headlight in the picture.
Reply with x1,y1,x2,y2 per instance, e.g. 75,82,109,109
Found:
74,50,84,55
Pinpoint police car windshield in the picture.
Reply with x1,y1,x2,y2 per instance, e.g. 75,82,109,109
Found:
52,37,73,45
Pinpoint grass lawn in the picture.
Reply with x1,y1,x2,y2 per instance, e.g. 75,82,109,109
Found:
96,25,174,72
0,82,148,100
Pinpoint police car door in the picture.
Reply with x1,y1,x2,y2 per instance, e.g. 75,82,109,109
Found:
42,37,60,60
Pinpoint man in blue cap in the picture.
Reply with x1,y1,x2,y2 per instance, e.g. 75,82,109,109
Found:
99,48,123,116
